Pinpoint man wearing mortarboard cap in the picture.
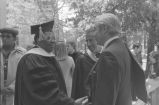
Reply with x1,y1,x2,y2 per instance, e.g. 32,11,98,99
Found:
86,13,147,105
0,27,26,105
30,21,55,47
14,21,88,105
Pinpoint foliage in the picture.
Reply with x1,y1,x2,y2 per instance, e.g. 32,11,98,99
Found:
6,0,159,56
7,0,67,47
7,0,40,47
65,0,159,73
67,0,159,46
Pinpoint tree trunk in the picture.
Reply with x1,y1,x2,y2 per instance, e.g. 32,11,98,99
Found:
145,20,158,78
0,0,6,28
0,0,6,104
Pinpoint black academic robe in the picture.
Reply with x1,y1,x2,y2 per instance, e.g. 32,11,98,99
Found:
123,41,147,103
71,53,96,99
14,50,75,105
68,52,81,63
128,47,148,103
88,39,132,105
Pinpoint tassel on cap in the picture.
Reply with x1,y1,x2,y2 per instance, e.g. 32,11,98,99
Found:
38,26,45,41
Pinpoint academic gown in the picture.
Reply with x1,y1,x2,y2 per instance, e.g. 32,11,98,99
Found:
68,52,81,63
71,53,96,99
14,48,75,105
127,47,148,103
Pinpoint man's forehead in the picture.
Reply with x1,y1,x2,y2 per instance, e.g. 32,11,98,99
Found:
85,29,97,37
85,24,98,40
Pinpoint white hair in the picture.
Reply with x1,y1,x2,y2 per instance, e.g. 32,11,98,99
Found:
95,13,121,34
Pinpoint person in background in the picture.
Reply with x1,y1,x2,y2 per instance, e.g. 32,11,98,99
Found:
0,28,26,105
147,43,159,105
14,21,88,105
67,41,81,63
71,25,103,100
132,43,142,65
87,13,147,105
149,43,159,77
55,41,75,97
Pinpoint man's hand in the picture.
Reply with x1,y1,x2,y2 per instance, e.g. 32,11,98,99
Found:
75,96,88,105
1,87,14,95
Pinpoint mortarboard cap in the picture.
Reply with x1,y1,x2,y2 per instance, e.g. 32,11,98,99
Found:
31,20,54,37
31,20,54,44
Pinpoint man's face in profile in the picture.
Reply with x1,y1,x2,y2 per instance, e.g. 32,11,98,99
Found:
38,31,56,53
67,44,74,54
86,31,97,53
94,23,110,46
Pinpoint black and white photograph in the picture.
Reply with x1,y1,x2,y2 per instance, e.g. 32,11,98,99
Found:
1,0,159,105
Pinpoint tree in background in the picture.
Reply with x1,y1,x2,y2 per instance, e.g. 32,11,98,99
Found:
66,0,159,74
5,0,159,73
35,0,67,41
7,0,66,47
7,0,43,47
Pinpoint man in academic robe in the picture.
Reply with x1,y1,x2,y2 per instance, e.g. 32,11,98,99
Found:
87,13,147,105
71,25,103,100
67,41,82,63
0,28,26,105
14,21,88,105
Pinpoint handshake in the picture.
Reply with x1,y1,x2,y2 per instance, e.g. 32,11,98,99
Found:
75,96,91,105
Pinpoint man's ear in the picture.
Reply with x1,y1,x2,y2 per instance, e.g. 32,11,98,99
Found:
95,35,104,46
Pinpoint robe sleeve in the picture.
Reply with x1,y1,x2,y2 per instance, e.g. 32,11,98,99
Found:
94,52,121,105
23,58,75,105
71,55,86,99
